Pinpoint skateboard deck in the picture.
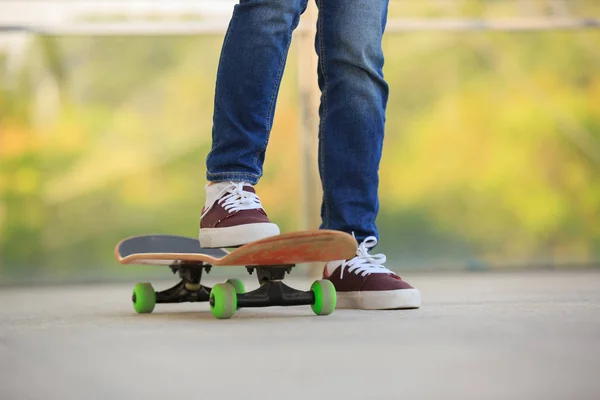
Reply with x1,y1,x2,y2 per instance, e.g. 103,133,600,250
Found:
115,229,357,267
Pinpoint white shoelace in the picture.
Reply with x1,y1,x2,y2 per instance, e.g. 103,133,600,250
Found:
202,182,263,218
339,236,393,279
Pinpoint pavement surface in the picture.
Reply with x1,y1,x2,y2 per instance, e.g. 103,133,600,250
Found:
1,270,599,400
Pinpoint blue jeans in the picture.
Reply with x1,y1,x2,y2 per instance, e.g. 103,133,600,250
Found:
206,0,389,242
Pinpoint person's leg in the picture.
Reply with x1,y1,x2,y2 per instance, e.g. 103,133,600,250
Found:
206,0,308,184
201,0,308,248
314,0,388,243
316,0,421,309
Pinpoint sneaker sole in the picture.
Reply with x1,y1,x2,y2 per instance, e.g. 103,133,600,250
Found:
335,288,421,310
199,223,280,248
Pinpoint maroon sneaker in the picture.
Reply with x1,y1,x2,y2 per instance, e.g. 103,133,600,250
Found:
199,181,279,248
323,236,421,310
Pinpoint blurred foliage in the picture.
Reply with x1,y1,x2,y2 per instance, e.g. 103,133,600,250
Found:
1,0,599,283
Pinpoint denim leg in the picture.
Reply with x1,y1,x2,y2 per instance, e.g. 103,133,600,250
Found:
206,0,308,185
315,0,390,242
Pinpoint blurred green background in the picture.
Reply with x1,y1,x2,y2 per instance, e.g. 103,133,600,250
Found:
1,0,599,284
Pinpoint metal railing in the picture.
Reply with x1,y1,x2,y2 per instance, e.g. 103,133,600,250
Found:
1,17,599,35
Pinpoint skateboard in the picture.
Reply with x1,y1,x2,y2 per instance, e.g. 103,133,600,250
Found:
115,230,357,319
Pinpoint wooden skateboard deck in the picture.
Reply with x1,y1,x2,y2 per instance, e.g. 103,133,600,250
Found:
115,229,357,267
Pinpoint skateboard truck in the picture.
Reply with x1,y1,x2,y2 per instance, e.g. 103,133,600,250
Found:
246,265,292,282
207,263,335,318
153,265,212,304
208,265,316,309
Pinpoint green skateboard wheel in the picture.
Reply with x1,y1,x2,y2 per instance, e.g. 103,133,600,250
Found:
225,279,246,294
311,280,336,316
210,283,237,319
132,283,156,314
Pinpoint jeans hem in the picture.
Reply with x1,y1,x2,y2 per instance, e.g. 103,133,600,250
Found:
206,172,261,185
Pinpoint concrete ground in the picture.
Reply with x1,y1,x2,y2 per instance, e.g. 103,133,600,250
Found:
1,270,599,400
